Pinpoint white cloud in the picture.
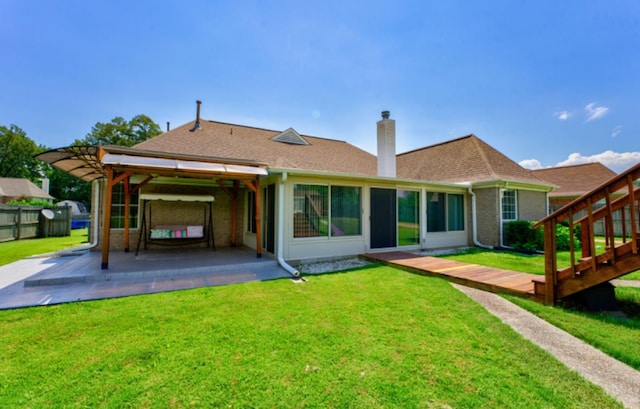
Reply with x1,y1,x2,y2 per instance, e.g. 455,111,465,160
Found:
611,125,622,138
554,110,571,121
519,159,543,170
556,151,640,172
584,102,609,122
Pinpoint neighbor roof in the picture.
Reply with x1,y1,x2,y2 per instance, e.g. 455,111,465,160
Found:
531,162,617,198
134,120,377,176
396,134,547,185
0,178,53,200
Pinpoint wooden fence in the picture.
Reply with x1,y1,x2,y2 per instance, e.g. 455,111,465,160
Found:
0,205,72,241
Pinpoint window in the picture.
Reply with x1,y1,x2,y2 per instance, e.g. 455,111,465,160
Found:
330,186,361,236
247,190,256,233
427,192,446,232
447,194,465,231
110,183,139,229
398,190,420,245
293,184,361,238
501,190,517,221
427,192,465,232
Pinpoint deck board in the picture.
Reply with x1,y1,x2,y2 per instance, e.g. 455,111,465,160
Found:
362,252,542,300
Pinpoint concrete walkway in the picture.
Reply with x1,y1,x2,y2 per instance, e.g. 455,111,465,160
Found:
453,284,640,409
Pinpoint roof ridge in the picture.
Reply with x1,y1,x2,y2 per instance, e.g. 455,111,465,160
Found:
397,134,475,156
187,119,350,144
469,135,499,179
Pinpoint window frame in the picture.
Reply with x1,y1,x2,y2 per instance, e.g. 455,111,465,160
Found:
109,183,139,229
501,189,518,221
426,191,465,233
293,183,362,239
397,189,420,246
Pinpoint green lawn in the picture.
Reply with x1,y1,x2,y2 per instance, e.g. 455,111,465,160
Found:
0,267,621,408
437,248,640,370
506,289,640,371
0,228,88,267
439,247,640,280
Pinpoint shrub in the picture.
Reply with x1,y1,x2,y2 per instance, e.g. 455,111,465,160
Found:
505,220,543,251
555,223,581,251
6,198,52,207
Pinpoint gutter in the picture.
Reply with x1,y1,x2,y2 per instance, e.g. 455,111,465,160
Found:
276,172,300,277
467,186,493,249
87,179,101,249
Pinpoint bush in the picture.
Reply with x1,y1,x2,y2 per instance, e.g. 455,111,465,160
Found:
555,223,581,251
505,220,581,252
505,220,543,251
6,198,52,207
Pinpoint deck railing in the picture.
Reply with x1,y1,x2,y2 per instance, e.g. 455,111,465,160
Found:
533,162,640,304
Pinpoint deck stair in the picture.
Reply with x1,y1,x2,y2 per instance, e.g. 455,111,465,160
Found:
533,162,640,304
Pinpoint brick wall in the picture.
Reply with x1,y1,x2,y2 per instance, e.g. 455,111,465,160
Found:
517,190,548,221
95,183,245,251
474,187,500,246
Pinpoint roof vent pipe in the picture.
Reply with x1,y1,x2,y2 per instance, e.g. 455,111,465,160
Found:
190,100,202,132
166,121,170,132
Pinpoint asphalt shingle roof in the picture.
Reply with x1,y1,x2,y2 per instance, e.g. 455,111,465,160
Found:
0,178,53,200
134,120,377,176
531,162,617,197
396,134,547,185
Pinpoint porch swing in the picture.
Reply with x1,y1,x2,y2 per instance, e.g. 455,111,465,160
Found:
135,193,215,255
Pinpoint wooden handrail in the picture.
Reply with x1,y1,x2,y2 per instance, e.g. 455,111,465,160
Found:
533,162,640,228
534,162,640,304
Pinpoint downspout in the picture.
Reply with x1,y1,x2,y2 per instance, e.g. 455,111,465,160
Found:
468,186,493,249
277,172,300,277
82,179,101,250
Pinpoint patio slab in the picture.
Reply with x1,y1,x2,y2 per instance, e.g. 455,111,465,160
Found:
0,247,292,310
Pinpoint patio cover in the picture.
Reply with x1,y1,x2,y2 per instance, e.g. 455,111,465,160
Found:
36,145,269,269
36,146,268,181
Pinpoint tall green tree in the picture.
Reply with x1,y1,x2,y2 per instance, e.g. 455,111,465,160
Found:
74,114,162,147
47,114,162,206
0,124,44,180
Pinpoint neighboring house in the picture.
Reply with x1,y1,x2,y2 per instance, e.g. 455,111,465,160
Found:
531,162,618,213
0,177,54,204
37,109,554,269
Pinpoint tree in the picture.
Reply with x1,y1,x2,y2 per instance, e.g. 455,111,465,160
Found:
47,114,162,206
47,167,92,204
0,124,44,180
74,114,162,147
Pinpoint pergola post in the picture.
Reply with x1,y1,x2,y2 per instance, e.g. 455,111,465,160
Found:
254,175,262,258
123,175,130,252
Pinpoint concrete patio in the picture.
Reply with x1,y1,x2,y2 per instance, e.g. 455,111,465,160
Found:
0,246,292,310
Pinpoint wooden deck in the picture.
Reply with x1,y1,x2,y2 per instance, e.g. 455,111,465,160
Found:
362,251,543,302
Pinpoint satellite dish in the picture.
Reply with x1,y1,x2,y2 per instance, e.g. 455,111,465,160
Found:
41,209,55,220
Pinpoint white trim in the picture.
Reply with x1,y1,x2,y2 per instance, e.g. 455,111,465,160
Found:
102,153,268,175
139,193,214,202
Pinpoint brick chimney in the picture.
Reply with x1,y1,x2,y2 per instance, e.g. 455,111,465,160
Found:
377,110,396,177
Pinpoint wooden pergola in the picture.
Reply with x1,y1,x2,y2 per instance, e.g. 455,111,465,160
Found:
36,145,269,269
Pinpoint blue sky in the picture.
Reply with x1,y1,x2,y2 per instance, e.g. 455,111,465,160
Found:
2,0,639,172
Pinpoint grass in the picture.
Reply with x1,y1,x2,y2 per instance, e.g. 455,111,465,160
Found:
437,248,640,370
0,267,622,408
439,247,640,280
506,288,640,371
0,228,88,267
